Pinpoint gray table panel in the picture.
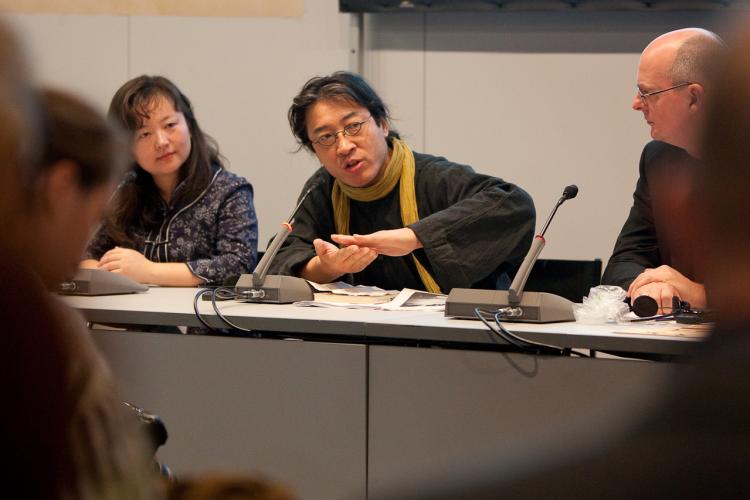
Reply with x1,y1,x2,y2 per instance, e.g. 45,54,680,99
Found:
93,330,366,500
367,345,675,495
75,289,697,498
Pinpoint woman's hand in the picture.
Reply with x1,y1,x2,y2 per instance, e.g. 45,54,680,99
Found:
98,247,155,283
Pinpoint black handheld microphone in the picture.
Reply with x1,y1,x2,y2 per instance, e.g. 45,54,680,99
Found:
631,295,659,318
630,295,699,320
507,184,579,306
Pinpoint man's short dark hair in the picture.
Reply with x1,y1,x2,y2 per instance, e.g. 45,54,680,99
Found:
288,71,400,152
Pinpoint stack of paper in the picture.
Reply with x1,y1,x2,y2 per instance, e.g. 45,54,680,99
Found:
297,282,446,311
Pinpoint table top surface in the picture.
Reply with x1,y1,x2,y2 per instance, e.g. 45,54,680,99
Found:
61,286,708,355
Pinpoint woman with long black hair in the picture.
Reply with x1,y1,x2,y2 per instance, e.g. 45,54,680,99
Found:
83,75,257,286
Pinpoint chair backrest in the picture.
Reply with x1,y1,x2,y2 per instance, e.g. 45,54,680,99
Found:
523,258,602,303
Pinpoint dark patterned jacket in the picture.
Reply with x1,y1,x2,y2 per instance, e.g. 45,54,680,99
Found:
86,165,257,283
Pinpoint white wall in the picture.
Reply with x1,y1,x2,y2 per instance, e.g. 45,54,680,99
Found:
4,6,731,266
364,10,730,265
5,1,355,250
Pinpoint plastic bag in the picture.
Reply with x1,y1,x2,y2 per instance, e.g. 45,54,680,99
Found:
572,285,629,324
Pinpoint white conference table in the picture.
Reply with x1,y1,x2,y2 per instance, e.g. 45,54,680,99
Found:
62,286,705,356
61,287,706,499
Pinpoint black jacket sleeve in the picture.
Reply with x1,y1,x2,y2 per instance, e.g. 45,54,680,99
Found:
601,142,663,290
409,154,536,291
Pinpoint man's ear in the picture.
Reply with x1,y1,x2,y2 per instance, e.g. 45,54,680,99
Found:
378,118,389,138
688,83,705,111
37,160,79,211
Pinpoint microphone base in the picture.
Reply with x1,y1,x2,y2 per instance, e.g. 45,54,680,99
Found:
235,274,313,304
58,268,148,296
445,289,575,323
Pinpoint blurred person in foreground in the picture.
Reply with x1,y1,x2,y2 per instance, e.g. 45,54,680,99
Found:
602,28,726,313
0,24,156,497
379,22,750,500
166,473,295,500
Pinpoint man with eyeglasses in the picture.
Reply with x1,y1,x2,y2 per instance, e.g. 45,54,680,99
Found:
602,28,725,313
268,71,535,293
385,24,750,500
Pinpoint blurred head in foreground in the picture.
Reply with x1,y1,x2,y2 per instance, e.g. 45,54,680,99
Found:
167,473,296,500
701,21,750,328
26,88,128,287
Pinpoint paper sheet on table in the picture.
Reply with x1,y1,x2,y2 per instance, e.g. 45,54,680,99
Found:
306,281,397,296
380,289,446,311
295,288,446,311
305,292,397,309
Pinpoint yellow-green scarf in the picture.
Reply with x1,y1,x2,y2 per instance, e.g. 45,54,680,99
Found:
332,139,442,294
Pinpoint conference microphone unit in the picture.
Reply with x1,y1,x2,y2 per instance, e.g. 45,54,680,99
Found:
445,185,578,323
234,186,315,304
58,268,148,296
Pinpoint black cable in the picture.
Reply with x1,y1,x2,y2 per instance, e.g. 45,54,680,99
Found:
493,311,588,357
193,288,219,331
213,287,239,300
475,307,528,349
193,287,255,333
210,286,254,333
474,307,588,357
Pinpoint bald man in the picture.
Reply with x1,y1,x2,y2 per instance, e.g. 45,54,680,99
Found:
381,26,750,499
602,28,725,313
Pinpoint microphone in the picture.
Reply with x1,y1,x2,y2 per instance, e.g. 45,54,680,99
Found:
250,185,314,287
629,295,697,319
445,185,579,323
631,295,658,318
562,184,578,199
64,170,144,294
234,185,316,303
507,184,578,306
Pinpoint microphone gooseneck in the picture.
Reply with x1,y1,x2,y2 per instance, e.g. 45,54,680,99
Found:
251,184,316,287
539,184,578,238
287,184,317,225
508,184,579,306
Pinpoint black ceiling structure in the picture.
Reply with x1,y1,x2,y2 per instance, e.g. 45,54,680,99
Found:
340,0,740,13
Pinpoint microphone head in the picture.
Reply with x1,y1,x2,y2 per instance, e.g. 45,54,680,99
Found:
562,184,578,200
631,295,658,318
